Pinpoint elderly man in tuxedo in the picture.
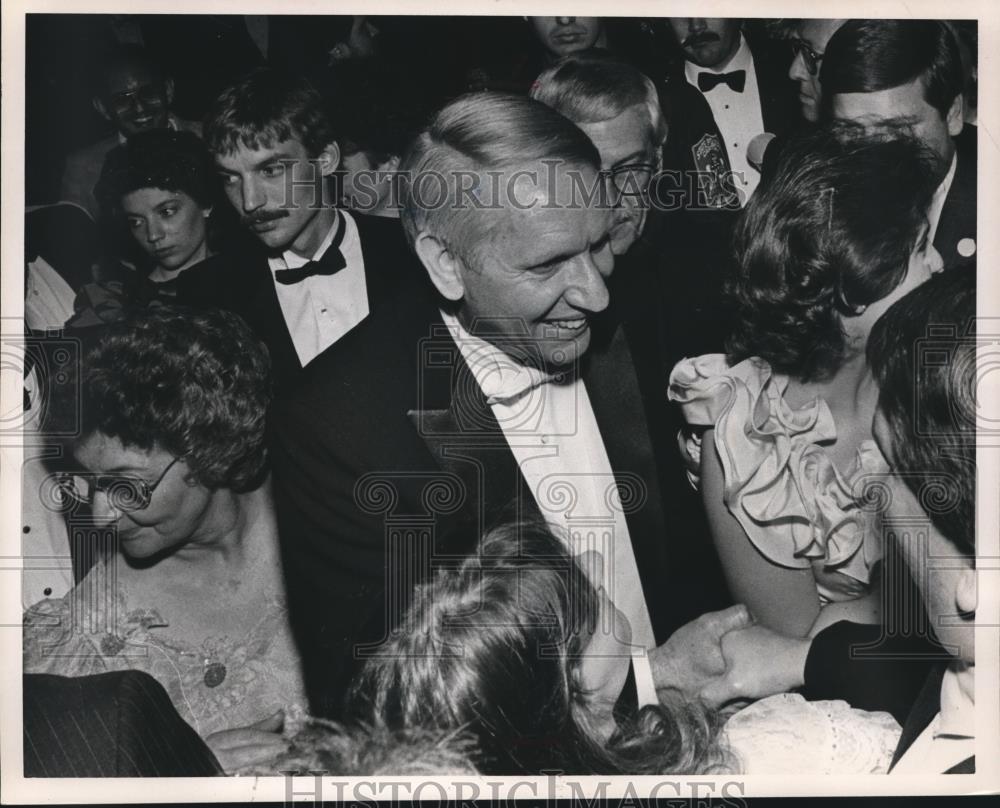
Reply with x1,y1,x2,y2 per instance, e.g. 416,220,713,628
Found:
270,91,742,720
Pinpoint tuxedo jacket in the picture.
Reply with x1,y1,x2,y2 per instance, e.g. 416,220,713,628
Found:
24,671,221,777
270,266,729,718
178,212,426,389
936,125,977,272
652,37,798,356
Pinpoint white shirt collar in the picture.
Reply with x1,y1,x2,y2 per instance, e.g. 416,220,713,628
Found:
268,209,350,272
439,309,557,405
685,33,753,86
937,661,975,739
927,152,959,245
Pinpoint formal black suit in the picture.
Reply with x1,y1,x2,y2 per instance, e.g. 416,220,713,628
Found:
24,671,222,777
804,620,977,772
651,35,798,356
178,212,426,388
936,125,977,272
270,260,728,718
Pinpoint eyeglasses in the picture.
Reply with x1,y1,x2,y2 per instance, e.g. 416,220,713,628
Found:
107,84,167,116
56,456,182,513
599,162,659,199
789,38,824,77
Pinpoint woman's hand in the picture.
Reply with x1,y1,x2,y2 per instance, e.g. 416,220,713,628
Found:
205,709,290,775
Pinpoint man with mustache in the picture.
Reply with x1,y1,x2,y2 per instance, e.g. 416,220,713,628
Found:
654,18,798,354
191,69,420,386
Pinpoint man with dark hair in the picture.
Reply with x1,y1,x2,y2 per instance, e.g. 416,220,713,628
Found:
823,19,976,270
270,91,744,720
192,68,419,386
60,45,200,218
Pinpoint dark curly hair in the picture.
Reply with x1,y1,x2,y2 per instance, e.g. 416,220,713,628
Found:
59,306,271,492
204,68,337,158
725,123,940,380
95,129,218,217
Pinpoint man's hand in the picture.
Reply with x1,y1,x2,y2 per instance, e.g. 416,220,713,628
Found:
649,604,751,697
205,708,290,774
698,623,811,708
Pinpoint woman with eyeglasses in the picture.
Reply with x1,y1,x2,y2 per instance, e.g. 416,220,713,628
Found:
668,124,945,640
23,306,306,774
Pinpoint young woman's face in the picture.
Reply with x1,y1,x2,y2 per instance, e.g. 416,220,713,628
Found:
122,187,210,272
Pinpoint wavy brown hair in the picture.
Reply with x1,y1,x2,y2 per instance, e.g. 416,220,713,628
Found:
348,519,729,775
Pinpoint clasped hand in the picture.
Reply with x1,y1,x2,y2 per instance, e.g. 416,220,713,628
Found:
649,605,810,708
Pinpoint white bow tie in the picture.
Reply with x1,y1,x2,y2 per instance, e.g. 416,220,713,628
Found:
469,348,558,406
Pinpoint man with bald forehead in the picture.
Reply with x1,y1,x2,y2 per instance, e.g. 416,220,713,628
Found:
270,92,741,722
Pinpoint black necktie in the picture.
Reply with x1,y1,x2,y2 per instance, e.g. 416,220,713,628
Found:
273,211,347,285
698,70,746,93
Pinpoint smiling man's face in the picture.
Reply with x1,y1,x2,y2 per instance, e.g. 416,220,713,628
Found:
449,164,615,371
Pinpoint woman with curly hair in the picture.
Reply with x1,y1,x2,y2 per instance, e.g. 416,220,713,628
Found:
65,130,230,330
23,306,305,774
668,124,945,638
95,128,220,283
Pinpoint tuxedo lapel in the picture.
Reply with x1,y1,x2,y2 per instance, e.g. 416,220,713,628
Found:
245,256,303,386
584,319,672,641
407,324,538,536
934,127,977,270
891,663,948,769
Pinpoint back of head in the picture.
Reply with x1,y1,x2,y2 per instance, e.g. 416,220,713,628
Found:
203,68,336,157
867,265,976,551
727,122,940,380
95,129,217,216
398,92,600,261
530,54,667,149
821,19,964,118
349,519,597,773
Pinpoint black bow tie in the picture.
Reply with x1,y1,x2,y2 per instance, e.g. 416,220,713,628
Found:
698,70,746,93
273,212,347,285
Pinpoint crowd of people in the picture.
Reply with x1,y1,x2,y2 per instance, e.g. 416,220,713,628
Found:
21,15,979,778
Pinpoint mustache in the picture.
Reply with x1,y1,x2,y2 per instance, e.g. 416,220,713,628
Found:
241,209,289,227
683,31,720,48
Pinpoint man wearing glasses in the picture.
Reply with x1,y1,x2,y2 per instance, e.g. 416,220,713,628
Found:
822,19,976,272
60,44,200,219
530,55,665,257
786,18,845,122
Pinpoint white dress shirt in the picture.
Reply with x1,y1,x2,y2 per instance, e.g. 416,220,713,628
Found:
686,35,766,204
441,311,659,710
892,663,975,774
927,152,958,248
268,210,369,367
